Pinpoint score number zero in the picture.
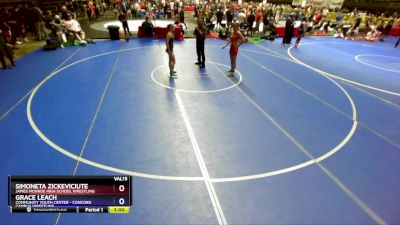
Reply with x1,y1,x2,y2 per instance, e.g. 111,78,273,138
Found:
118,184,127,205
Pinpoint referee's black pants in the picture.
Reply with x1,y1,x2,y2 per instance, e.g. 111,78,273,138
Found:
196,39,205,66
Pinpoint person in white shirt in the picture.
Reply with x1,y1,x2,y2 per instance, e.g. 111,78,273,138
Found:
63,13,86,44
237,10,246,23
322,7,329,17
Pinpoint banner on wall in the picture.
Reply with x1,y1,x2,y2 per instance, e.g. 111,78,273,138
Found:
311,0,323,8
329,0,344,9
292,0,302,6
302,0,344,9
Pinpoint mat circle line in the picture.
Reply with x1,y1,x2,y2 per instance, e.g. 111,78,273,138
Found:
150,62,243,93
27,46,357,182
288,42,400,96
354,54,400,74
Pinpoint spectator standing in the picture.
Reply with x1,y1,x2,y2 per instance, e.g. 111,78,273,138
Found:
88,0,96,19
336,11,343,25
120,0,127,14
179,7,187,29
94,2,100,19
216,9,224,31
9,5,25,45
119,11,130,39
0,32,15,69
275,7,282,23
255,9,262,33
31,4,46,41
262,9,270,34
247,10,255,37
237,10,246,23
226,8,233,29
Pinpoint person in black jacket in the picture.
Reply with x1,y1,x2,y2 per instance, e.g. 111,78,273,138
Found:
282,15,294,45
262,10,269,35
247,10,255,37
32,3,46,40
119,11,130,39
0,32,15,69
194,20,206,68
294,18,307,47
179,7,186,29
141,16,154,37
216,9,223,31
226,8,233,30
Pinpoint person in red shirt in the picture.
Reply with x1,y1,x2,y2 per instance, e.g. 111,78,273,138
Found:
315,9,322,25
222,22,245,76
88,1,95,19
255,9,262,34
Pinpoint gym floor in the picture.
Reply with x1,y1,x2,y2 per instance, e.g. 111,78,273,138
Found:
0,36,399,225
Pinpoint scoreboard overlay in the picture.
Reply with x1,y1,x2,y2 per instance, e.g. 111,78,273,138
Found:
8,176,132,213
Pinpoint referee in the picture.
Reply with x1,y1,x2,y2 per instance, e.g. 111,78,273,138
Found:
194,20,206,68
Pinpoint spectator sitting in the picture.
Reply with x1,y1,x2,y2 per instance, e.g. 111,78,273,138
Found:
376,24,385,34
347,17,361,38
322,20,331,34
394,16,400,29
141,16,154,37
54,15,66,43
334,26,344,38
313,18,325,32
44,11,64,48
263,23,277,40
174,17,184,37
315,9,323,24
63,13,86,44
366,26,382,41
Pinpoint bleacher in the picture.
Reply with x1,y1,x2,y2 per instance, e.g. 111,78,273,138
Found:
0,0,64,12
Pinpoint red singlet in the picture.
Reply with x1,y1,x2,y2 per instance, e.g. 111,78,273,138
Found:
229,31,243,56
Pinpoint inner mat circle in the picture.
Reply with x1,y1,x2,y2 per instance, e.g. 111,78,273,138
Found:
355,54,400,74
150,62,243,93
